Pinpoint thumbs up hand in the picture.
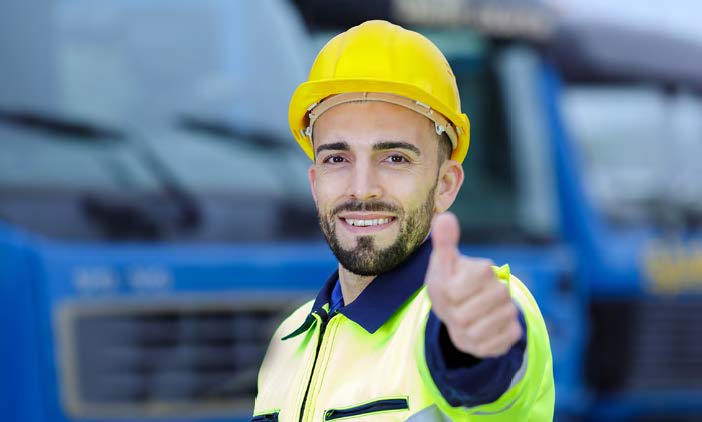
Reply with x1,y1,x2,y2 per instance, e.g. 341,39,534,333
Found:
425,212,522,358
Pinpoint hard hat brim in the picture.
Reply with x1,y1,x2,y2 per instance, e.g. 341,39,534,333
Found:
289,78,470,164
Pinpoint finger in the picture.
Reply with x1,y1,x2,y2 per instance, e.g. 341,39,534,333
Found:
427,212,461,280
447,280,511,327
445,257,495,305
465,302,519,343
469,321,523,358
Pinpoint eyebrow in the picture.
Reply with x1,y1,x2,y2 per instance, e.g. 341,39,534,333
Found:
316,142,349,155
314,140,421,156
373,141,421,156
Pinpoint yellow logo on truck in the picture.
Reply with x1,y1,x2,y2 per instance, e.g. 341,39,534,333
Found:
644,240,702,294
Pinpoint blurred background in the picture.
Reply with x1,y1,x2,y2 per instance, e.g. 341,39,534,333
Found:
1,0,701,421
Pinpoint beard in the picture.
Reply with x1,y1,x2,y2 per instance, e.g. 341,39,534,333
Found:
318,186,436,276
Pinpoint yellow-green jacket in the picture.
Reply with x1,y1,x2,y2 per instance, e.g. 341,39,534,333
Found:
253,241,554,421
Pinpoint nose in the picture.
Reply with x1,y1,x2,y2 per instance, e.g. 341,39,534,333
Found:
347,159,383,201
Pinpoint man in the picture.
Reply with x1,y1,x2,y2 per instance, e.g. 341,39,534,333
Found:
253,20,553,421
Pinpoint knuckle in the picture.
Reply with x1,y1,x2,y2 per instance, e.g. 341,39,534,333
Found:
471,343,485,356
475,257,494,267
449,330,468,350
463,257,493,276
432,307,450,324
495,344,510,357
506,304,518,320
465,326,480,342
453,309,472,327
475,343,493,357
505,323,522,344
444,307,459,325
478,261,495,278
495,283,511,302
447,286,466,305
458,256,474,266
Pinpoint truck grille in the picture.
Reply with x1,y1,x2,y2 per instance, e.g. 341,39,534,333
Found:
57,298,305,418
587,299,702,393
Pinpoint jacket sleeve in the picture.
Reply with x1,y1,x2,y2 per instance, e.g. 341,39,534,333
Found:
415,270,555,421
423,308,527,407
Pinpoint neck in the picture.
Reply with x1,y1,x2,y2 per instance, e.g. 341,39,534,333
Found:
336,231,433,305
338,265,375,305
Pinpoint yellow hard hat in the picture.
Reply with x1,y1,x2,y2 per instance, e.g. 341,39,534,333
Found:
289,20,471,163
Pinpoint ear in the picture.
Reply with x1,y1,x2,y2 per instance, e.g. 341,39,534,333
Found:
434,159,464,214
308,164,318,206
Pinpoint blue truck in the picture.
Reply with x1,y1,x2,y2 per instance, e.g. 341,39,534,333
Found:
1,1,701,421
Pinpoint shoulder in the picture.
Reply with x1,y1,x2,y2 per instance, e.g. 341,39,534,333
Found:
492,264,545,324
271,298,315,341
257,298,314,377
508,274,546,325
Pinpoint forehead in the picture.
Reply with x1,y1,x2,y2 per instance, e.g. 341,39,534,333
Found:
312,101,437,153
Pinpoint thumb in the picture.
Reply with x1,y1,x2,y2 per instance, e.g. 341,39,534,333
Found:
428,212,461,280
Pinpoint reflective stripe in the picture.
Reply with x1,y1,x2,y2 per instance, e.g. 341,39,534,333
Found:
473,390,523,416
471,327,527,416
508,340,529,390
254,272,555,421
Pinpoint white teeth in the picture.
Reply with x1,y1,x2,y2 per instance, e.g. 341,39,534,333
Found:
344,218,392,227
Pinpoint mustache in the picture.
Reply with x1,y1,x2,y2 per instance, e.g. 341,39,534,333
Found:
331,200,401,216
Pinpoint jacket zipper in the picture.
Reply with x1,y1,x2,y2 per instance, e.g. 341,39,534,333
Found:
298,309,334,422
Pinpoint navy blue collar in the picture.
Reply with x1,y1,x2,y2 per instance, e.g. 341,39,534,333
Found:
283,238,433,339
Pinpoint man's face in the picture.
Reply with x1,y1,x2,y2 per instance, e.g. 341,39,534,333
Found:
309,101,453,276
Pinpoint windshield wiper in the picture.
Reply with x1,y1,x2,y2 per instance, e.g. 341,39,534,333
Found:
0,109,124,141
178,115,287,150
0,109,201,240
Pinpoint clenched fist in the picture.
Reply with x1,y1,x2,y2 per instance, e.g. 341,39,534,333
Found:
425,212,523,358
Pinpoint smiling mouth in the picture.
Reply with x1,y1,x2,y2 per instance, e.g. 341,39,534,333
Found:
343,217,395,227
337,216,398,234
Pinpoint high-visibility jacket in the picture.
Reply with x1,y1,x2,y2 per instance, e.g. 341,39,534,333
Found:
253,241,554,421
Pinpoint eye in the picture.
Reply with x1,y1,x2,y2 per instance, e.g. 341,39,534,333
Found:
322,155,347,164
385,154,409,164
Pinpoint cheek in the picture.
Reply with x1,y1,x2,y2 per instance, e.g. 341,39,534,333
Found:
312,172,345,210
378,168,435,192
379,171,434,207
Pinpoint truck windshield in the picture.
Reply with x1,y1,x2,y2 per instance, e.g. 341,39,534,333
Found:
0,0,319,243
562,85,702,229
